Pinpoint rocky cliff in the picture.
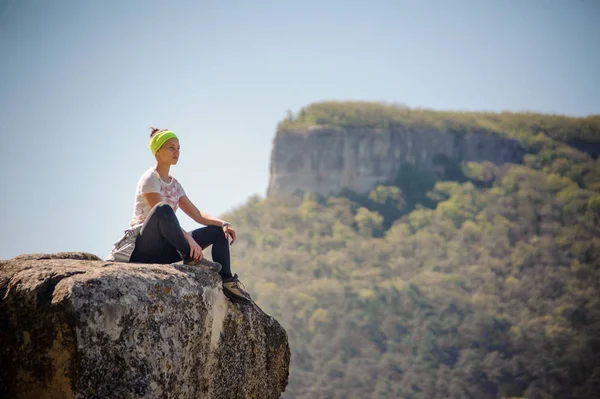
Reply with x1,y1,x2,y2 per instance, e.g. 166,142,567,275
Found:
268,126,525,197
0,252,290,399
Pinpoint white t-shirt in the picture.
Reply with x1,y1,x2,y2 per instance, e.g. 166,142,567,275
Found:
130,167,186,226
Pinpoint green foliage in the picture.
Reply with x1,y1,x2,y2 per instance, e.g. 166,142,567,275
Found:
335,165,438,231
393,164,439,210
366,185,407,228
463,162,501,188
218,106,600,399
368,185,405,208
588,194,600,212
433,153,468,182
354,207,384,237
278,101,600,144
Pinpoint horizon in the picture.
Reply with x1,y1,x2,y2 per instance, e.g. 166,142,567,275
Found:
285,99,600,117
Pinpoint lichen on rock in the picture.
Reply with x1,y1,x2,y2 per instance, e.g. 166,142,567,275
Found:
0,253,290,399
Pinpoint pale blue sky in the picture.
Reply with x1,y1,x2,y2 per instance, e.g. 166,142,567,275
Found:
1,0,598,260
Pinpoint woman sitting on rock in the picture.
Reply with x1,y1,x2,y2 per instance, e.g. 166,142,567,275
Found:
108,127,251,304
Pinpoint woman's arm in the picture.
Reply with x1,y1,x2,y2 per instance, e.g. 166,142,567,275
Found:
143,192,164,208
179,195,228,227
179,195,236,244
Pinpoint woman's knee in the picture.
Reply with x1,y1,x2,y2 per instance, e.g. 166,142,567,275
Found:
207,225,227,241
152,202,175,217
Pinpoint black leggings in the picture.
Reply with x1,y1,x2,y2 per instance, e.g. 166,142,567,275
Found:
129,202,233,280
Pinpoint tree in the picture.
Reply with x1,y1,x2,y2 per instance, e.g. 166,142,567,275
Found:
354,207,384,237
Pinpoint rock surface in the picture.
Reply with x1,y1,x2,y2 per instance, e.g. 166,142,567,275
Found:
0,252,290,399
268,126,525,197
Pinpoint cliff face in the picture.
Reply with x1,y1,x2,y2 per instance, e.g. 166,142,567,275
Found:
0,252,290,399
268,126,525,197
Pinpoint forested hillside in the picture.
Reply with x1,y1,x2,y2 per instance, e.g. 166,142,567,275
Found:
222,103,600,399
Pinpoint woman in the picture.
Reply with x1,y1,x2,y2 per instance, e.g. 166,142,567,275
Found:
108,127,251,304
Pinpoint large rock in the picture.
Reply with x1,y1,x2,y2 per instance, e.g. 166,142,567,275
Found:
268,126,525,197
0,252,290,399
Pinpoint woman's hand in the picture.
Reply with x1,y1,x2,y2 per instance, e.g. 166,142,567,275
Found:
186,234,203,260
223,225,237,245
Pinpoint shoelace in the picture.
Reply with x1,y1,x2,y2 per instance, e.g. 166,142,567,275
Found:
229,274,246,290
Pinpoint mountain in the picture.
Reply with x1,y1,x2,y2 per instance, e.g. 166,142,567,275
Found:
223,101,600,399
268,101,600,199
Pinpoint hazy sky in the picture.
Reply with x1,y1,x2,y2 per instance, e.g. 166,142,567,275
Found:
1,0,598,260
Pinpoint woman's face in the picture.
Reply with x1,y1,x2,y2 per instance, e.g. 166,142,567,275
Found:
156,138,180,165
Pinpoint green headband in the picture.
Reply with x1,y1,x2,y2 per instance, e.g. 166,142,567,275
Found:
149,130,178,154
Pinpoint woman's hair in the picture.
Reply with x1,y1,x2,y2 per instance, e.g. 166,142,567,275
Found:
149,127,169,138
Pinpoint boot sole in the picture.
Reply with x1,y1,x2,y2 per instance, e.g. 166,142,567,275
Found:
223,289,252,305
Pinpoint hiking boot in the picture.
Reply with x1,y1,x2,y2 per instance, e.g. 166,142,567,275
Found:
222,274,252,304
184,257,222,273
